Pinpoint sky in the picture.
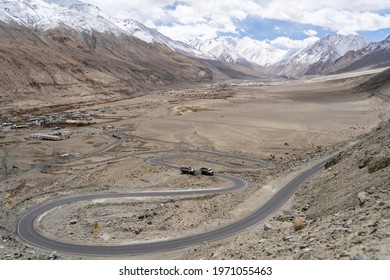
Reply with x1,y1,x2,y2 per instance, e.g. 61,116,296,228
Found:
83,0,390,49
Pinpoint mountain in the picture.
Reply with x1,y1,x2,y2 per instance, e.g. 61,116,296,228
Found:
327,35,390,74
114,18,210,59
0,0,207,58
0,0,122,33
0,0,387,85
282,34,370,65
191,36,288,66
273,34,371,77
0,1,224,115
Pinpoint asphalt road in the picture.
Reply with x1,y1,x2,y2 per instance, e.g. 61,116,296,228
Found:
17,151,335,256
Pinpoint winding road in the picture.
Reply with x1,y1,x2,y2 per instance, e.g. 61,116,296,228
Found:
17,149,336,256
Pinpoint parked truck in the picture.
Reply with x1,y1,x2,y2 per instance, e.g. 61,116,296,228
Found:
200,167,214,176
180,166,195,175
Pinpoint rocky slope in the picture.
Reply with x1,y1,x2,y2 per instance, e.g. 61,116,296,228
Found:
0,22,219,117
356,68,390,99
271,34,371,78
183,69,390,260
185,117,390,260
187,70,390,260
1,0,388,81
327,35,390,74
0,0,207,58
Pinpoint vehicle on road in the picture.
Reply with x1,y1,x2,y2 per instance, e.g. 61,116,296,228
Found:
180,166,195,175
200,167,214,175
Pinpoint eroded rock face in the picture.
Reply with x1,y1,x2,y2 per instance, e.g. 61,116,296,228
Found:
368,152,390,173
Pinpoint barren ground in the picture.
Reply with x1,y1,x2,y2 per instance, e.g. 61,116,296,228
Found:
1,69,389,259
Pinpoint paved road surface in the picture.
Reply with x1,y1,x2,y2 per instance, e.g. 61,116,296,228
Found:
17,150,335,256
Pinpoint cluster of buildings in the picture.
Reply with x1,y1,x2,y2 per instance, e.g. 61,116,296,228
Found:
26,112,96,127
1,111,97,141
29,129,73,141
1,111,96,130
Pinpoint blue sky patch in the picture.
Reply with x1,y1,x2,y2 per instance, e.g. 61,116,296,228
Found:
358,28,390,42
233,17,330,40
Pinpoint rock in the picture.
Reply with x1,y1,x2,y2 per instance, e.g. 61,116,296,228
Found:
358,191,369,206
301,248,311,254
345,219,353,227
69,219,78,225
368,153,390,173
325,153,341,169
265,251,273,256
48,251,57,260
339,253,351,260
283,236,293,242
302,203,311,211
138,211,155,220
263,223,272,231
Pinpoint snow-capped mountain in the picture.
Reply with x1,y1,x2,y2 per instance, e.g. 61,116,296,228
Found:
114,18,211,58
281,34,371,65
327,35,390,73
364,34,390,53
0,0,207,58
0,0,121,34
191,37,248,64
0,0,387,76
191,36,288,66
271,34,372,77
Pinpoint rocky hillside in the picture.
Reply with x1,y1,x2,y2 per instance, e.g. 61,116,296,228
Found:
185,116,390,260
288,118,390,259
356,68,390,99
0,22,218,117
184,70,390,260
329,36,390,75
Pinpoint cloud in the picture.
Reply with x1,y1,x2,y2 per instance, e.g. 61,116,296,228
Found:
270,36,320,49
83,0,390,42
261,2,390,34
304,29,318,36
83,0,261,41
158,23,220,42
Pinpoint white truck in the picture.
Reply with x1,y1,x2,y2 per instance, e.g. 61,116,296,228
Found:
200,167,214,175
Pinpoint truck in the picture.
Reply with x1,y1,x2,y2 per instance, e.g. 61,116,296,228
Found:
180,166,195,175
200,167,214,176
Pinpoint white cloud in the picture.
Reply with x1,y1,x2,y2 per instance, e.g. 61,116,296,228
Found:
158,23,220,42
270,36,320,49
261,2,390,34
82,0,261,41
304,29,318,36
82,0,390,42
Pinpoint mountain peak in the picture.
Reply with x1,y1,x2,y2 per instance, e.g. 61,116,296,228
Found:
283,34,370,66
0,0,387,72
190,36,288,66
